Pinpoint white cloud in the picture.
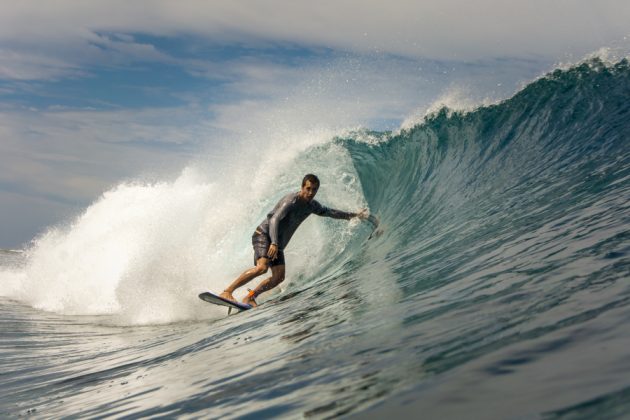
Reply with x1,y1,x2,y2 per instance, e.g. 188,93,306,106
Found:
0,107,206,204
0,30,177,81
0,49,85,80
1,0,628,81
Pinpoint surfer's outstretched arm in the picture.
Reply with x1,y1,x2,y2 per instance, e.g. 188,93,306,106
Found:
317,206,380,237
314,203,370,221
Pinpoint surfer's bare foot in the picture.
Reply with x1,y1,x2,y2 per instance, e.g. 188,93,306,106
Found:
220,291,236,302
242,295,257,308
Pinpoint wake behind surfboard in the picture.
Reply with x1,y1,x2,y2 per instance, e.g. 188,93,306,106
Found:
198,291,252,312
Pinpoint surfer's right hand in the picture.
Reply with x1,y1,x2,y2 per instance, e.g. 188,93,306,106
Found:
267,244,278,260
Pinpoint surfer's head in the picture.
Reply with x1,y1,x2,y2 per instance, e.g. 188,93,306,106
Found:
300,174,320,202
302,174,320,188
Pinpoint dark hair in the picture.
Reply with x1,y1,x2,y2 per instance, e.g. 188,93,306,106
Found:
302,174,320,187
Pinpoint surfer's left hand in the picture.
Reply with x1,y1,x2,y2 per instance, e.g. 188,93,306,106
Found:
267,243,279,260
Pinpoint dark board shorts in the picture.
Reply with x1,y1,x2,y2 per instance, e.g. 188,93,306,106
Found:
252,230,285,267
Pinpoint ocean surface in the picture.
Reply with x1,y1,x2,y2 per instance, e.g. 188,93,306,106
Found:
1,58,630,419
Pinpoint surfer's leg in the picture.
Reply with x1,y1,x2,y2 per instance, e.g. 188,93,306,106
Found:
220,257,269,302
243,264,286,306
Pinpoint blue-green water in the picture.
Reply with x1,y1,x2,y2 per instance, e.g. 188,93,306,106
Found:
1,58,629,418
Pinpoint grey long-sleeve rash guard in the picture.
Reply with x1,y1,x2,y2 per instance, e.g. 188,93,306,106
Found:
256,192,355,250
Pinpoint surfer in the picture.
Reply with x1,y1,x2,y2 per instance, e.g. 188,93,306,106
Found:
219,174,369,307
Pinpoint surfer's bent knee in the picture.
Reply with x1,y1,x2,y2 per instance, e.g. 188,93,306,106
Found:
255,258,269,274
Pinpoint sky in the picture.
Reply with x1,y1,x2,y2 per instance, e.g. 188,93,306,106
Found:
1,0,628,248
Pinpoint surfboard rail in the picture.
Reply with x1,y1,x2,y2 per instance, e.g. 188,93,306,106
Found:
198,291,252,312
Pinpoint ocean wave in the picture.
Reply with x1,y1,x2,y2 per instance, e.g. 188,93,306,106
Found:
1,58,629,418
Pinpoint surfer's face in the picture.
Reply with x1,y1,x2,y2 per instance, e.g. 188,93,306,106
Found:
300,181,319,202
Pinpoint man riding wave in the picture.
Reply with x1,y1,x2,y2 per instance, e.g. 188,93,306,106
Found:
220,174,370,307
